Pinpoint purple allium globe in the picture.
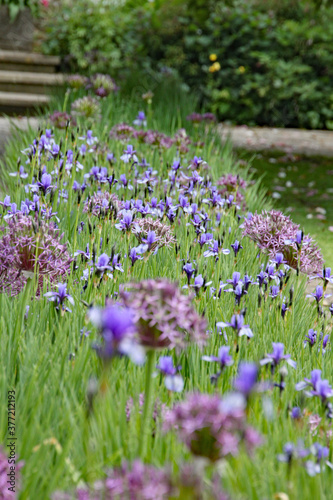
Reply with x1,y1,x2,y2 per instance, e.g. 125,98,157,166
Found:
89,73,118,97
242,210,324,274
51,460,230,500
164,393,262,462
119,279,207,350
0,214,72,296
83,191,120,218
132,217,176,251
110,123,136,142
49,111,76,129
66,74,87,90
217,173,247,206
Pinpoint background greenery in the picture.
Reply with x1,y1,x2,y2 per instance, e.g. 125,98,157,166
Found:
39,0,333,129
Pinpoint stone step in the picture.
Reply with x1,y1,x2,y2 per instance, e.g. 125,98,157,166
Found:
0,70,65,94
0,50,61,73
0,91,50,115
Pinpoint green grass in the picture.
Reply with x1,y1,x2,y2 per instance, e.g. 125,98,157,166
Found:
0,88,332,499
236,149,333,266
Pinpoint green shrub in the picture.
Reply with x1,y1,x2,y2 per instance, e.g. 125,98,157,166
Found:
41,0,333,129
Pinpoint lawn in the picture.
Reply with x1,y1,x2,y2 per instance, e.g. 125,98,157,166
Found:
236,150,333,267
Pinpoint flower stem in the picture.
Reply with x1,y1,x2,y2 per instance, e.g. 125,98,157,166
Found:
138,349,155,458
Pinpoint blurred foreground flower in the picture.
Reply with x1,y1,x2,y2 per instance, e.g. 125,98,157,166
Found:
89,304,145,364
120,278,207,350
164,392,262,462
52,460,229,500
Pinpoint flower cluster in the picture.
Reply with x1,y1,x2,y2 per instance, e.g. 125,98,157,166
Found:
120,279,207,350
132,217,177,252
0,214,72,296
164,393,262,462
242,210,324,274
71,96,101,121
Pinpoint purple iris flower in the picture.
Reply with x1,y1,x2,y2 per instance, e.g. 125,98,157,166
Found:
0,195,11,208
191,274,204,289
142,231,158,251
260,342,296,371
129,248,143,266
233,363,258,397
156,356,184,392
269,285,280,299
277,441,309,464
44,283,74,312
183,262,195,284
171,159,181,171
281,301,288,318
243,274,252,291
115,211,134,232
89,305,144,364
304,329,317,348
266,264,277,282
112,254,124,272
74,243,91,260
202,345,233,370
285,230,303,246
9,165,29,179
305,369,323,389
120,145,138,164
225,283,247,306
310,267,333,285
198,233,213,248
257,270,267,288
290,407,302,419
94,253,113,275
166,208,176,223
217,314,253,338
226,272,242,289
231,240,243,257
133,111,147,127
272,253,286,268
314,379,333,403
322,334,330,353
203,240,230,259
306,285,331,303
38,173,53,194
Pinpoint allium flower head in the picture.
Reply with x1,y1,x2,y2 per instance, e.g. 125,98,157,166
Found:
49,111,76,129
83,191,120,218
110,123,136,141
71,96,101,120
120,279,207,350
0,214,72,296
89,73,118,97
67,74,87,90
242,210,324,274
95,460,173,499
132,217,176,252
164,393,262,462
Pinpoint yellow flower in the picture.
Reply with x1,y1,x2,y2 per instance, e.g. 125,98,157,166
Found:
209,62,221,73
238,66,246,74
209,53,217,62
